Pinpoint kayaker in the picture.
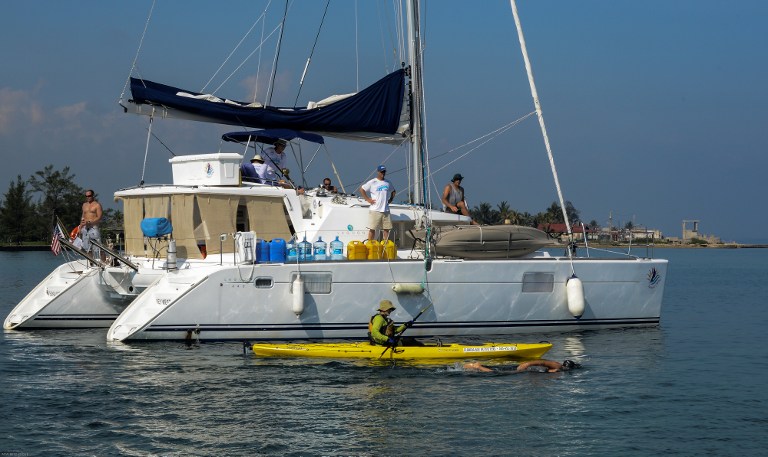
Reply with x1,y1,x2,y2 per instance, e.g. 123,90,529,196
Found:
368,300,413,346
463,359,580,373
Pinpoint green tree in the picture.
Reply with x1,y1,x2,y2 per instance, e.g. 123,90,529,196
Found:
28,165,84,240
0,175,35,245
470,202,498,225
496,201,522,225
100,208,124,245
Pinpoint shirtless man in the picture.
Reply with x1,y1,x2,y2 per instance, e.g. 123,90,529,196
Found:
81,189,103,258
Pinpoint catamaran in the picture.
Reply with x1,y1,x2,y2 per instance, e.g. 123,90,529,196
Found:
100,0,667,342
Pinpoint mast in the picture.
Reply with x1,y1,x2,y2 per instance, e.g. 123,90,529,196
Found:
510,0,572,237
406,0,426,205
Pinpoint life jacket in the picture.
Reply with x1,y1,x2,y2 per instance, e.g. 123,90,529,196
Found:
368,314,395,344
69,225,80,241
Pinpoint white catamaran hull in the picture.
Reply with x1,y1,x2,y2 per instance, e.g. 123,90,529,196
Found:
3,259,169,329
4,261,130,329
107,255,666,341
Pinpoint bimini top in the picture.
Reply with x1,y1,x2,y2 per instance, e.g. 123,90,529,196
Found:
222,129,325,145
127,69,409,145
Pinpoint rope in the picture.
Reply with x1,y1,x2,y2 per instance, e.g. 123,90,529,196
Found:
119,0,155,103
139,110,155,186
266,0,290,106
294,0,331,106
202,1,273,93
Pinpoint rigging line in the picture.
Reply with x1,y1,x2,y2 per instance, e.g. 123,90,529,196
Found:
267,0,290,106
146,128,177,157
300,144,322,175
355,0,359,91
212,23,284,96
253,3,268,103
140,109,155,187
400,125,500,206
322,145,346,194
392,0,404,68
347,143,407,190
294,0,332,106
428,122,519,177
429,113,534,162
201,1,272,93
120,0,155,103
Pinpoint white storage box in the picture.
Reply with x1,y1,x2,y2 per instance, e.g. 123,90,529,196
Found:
169,153,243,186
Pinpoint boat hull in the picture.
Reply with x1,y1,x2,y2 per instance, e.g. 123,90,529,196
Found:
4,261,130,329
108,255,667,341
250,341,553,360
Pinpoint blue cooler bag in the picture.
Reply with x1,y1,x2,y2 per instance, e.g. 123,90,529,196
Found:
140,217,173,238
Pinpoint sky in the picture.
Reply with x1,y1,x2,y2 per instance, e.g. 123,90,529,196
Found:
1,0,767,243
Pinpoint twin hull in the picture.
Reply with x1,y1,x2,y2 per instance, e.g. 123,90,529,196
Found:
107,256,667,341
4,261,132,329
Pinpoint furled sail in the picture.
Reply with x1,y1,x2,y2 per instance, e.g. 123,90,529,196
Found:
126,69,410,144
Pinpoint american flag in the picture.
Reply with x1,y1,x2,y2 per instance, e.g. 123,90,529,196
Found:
51,225,63,256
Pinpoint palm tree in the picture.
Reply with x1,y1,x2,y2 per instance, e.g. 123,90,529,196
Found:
496,201,521,225
470,202,497,225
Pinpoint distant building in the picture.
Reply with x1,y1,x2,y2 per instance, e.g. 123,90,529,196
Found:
679,220,720,244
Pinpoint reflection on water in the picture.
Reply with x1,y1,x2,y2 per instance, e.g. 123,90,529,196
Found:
2,250,768,455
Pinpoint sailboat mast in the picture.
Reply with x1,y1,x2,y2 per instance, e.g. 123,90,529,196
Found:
510,0,572,236
407,0,426,206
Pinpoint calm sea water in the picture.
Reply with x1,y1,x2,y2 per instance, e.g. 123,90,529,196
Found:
1,248,767,456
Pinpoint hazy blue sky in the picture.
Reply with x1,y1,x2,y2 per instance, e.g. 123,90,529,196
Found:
1,1,766,243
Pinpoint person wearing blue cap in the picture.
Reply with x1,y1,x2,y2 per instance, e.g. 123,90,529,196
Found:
360,165,396,242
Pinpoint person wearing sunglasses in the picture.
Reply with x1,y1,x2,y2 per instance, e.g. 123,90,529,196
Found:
80,190,103,260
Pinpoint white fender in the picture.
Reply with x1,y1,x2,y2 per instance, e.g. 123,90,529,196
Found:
292,275,305,315
566,274,585,318
392,283,424,294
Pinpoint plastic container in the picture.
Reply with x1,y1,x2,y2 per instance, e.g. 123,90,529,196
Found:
298,237,312,262
365,240,381,260
381,239,396,260
330,236,344,260
269,238,286,263
347,240,367,261
256,239,270,263
286,238,298,262
313,236,328,261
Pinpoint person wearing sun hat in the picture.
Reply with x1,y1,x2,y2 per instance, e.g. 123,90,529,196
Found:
359,164,396,242
441,172,477,224
368,299,413,346
241,154,266,183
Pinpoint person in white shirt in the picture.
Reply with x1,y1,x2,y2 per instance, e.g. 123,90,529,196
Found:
359,165,396,241
262,139,287,184
241,154,267,183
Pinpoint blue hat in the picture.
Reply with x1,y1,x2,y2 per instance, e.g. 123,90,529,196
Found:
377,165,386,172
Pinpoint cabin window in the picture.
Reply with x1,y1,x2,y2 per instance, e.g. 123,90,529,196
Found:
290,272,332,294
522,272,554,293
254,277,273,288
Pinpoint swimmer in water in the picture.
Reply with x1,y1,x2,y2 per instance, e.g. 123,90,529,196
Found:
463,359,580,373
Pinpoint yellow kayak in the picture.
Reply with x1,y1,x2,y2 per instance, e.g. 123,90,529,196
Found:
251,341,552,360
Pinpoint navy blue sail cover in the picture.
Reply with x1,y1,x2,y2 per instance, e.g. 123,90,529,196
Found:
129,69,406,138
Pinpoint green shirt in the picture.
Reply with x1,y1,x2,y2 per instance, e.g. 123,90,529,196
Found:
369,314,407,345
